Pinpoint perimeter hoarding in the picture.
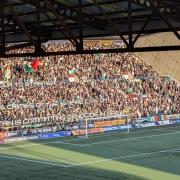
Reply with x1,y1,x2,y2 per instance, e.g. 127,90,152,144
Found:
94,119,125,128
37,131,71,139
72,128,104,136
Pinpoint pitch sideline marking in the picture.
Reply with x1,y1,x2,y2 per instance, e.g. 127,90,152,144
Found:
0,147,179,168
78,125,178,139
67,147,180,167
69,125,178,141
0,130,180,149
0,154,69,167
0,125,179,150
48,126,179,146
52,131,180,147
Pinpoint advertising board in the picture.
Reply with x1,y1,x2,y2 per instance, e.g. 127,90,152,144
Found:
159,120,172,126
94,119,125,128
103,127,114,132
72,128,103,136
173,119,180,124
38,131,71,139
134,122,156,128
7,131,18,137
5,135,39,143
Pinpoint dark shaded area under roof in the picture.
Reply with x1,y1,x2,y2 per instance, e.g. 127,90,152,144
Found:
0,0,180,57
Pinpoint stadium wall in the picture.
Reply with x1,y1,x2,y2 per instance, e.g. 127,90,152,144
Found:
135,32,180,82
2,114,180,144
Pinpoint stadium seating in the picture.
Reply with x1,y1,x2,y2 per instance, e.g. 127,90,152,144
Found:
0,41,179,131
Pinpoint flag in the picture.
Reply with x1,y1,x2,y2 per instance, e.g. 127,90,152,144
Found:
95,53,101,59
164,75,171,82
0,68,3,81
123,108,129,114
122,71,129,79
4,65,12,81
146,116,154,122
127,88,133,93
158,115,162,121
154,115,158,122
31,58,39,71
68,69,75,74
23,64,33,73
68,69,76,82
69,74,75,82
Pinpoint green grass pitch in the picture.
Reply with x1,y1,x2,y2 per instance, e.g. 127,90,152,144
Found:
0,125,180,180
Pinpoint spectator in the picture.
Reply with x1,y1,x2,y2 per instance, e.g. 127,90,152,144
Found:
0,40,179,131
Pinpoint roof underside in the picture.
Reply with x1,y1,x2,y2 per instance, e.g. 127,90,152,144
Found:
0,0,180,56
1,0,180,42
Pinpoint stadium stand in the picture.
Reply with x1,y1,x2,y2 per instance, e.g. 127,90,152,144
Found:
135,32,180,82
0,41,179,131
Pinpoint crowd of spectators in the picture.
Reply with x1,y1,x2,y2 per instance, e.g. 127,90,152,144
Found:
0,40,179,130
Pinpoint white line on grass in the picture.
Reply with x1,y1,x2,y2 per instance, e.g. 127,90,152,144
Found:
49,125,180,145
0,125,179,150
57,142,84,146
67,147,180,167
0,130,180,150
0,154,69,167
81,125,179,139
0,141,82,150
0,147,179,168
53,131,180,147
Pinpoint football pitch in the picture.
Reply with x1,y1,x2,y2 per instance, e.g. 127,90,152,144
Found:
0,125,180,180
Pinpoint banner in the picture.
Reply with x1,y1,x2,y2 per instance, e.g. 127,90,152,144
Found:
136,114,180,123
134,122,156,128
94,119,125,128
4,131,72,143
1,115,59,127
99,40,112,45
6,127,55,138
7,131,18,137
119,125,133,130
38,131,71,139
173,120,180,124
0,81,56,88
103,125,132,132
4,135,39,143
0,103,60,110
103,127,114,132
159,120,172,126
168,114,175,120
112,40,124,46
72,128,103,136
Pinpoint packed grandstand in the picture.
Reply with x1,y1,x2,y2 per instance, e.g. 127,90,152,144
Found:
0,40,179,132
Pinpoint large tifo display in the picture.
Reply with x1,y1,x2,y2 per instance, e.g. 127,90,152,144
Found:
1,113,180,144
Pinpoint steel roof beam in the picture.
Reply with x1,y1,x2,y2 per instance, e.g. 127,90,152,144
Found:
72,0,126,8
5,0,35,43
1,45,180,58
0,0,5,55
92,0,129,47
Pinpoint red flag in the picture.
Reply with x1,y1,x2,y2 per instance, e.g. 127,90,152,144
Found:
31,58,39,71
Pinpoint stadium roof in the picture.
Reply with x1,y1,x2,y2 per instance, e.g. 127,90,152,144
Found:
0,0,180,57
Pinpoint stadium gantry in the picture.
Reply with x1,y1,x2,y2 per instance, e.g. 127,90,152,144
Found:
0,0,180,57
